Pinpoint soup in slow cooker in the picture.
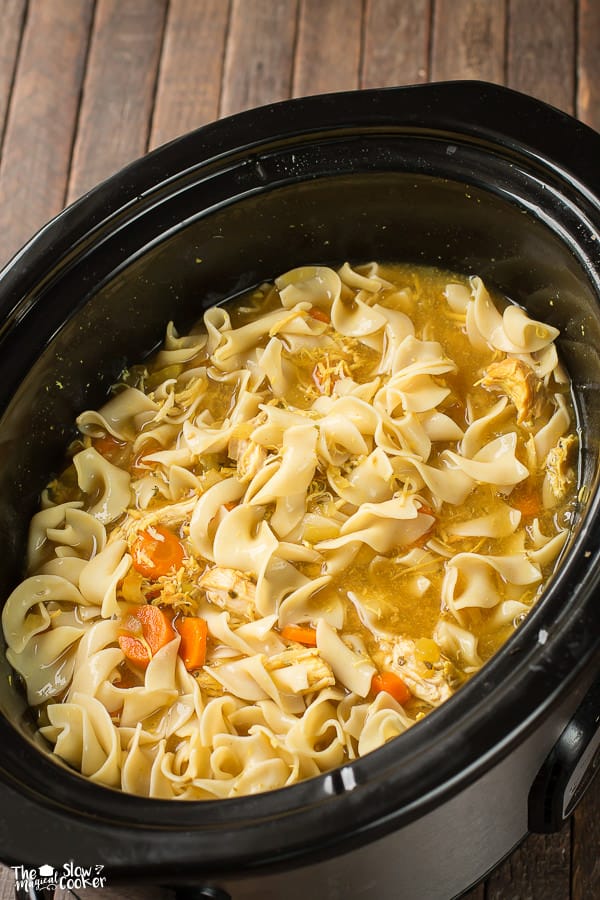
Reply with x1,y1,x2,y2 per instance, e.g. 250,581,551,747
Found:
2,262,578,798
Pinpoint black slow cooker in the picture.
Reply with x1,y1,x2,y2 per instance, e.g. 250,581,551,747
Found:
0,82,598,900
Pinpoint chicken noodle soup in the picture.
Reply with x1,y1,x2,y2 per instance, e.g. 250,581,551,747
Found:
2,262,578,798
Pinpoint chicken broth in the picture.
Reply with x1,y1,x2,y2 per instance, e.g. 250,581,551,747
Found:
2,262,578,799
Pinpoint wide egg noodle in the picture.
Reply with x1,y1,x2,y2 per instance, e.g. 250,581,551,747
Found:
73,448,132,524
2,261,578,800
77,388,159,441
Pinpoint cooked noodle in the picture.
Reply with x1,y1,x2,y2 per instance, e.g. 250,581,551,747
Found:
2,262,578,798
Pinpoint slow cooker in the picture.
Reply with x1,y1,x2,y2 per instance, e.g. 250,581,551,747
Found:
0,81,598,900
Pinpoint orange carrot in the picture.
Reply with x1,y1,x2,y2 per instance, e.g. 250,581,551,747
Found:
131,525,185,580
308,307,330,324
118,604,175,669
371,671,412,705
93,434,127,462
280,624,318,647
511,491,541,519
177,616,208,670
131,438,163,476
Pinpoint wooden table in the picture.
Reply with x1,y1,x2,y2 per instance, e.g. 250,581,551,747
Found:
0,1,598,898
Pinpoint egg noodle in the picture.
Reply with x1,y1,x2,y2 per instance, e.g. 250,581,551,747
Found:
2,262,578,798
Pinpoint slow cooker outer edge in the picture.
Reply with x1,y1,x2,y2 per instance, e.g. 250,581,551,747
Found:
0,81,599,880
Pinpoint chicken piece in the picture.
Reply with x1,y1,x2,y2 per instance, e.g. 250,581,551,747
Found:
114,496,197,543
378,636,454,707
195,668,225,697
546,433,577,500
199,566,256,617
312,353,352,396
481,358,540,425
236,439,267,484
264,648,335,694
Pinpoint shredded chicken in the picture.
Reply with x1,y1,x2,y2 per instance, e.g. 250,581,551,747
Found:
378,636,454,707
546,434,577,500
113,497,197,543
195,668,225,697
481,357,541,425
264,647,335,694
312,353,352,396
199,566,256,617
236,439,267,483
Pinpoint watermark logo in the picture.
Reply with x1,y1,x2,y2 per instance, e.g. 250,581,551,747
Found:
12,862,107,892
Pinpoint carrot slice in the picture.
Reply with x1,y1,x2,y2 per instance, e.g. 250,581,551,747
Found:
511,491,541,519
131,525,185,580
371,671,412,705
93,434,127,462
177,616,208,670
280,624,318,647
308,306,330,323
118,633,151,668
118,604,175,669
131,438,163,476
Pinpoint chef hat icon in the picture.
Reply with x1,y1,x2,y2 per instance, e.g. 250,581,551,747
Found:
38,865,54,878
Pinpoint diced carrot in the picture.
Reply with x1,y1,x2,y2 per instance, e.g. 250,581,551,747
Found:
511,491,541,519
131,525,185,580
118,633,151,668
371,670,412,705
136,604,175,651
131,438,163,476
280,624,318,646
93,434,127,462
118,604,175,669
308,307,330,324
176,616,208,670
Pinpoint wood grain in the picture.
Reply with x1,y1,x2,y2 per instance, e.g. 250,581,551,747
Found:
572,765,600,900
431,0,506,82
460,882,485,900
507,0,576,114
362,0,431,87
0,0,93,267
293,0,362,96
577,0,600,132
220,0,298,116
486,829,572,900
149,0,230,150
67,0,167,203
0,0,27,149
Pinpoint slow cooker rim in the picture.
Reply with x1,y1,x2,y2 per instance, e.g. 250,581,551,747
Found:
2,79,599,302
0,81,599,866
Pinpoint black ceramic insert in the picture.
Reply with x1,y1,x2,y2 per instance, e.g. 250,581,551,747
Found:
0,82,598,881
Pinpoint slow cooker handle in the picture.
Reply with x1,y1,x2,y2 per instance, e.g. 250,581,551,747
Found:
529,671,600,833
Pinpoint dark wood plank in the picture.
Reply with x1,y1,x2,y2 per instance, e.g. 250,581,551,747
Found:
362,0,431,87
149,0,230,150
0,866,15,900
55,886,170,900
0,0,94,267
486,829,572,900
431,0,506,83
0,0,27,147
220,0,298,117
460,883,485,900
293,0,362,96
572,767,600,900
577,0,600,132
67,0,167,203
507,0,576,114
